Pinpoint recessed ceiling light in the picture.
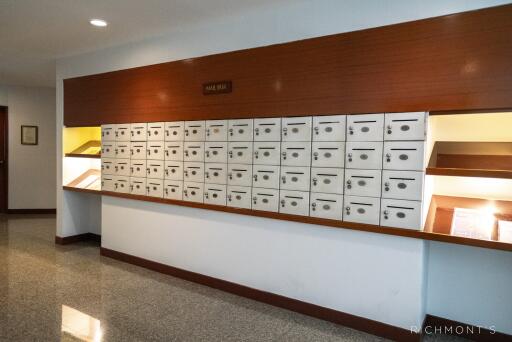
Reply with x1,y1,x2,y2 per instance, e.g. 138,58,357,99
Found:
90,19,107,27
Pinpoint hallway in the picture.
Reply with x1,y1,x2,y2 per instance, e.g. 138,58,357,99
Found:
0,214,462,341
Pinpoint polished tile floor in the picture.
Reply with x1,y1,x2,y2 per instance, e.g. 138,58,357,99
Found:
0,214,466,341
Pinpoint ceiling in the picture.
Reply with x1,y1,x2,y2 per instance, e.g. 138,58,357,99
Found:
0,0,289,87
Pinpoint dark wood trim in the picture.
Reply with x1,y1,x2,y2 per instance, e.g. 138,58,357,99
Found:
65,153,101,159
7,208,56,214
429,108,512,116
100,247,420,342
426,167,512,179
0,106,7,213
63,186,102,195
64,4,512,126
422,315,511,341
55,232,101,245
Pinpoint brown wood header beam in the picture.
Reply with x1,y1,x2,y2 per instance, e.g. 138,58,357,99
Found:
64,4,512,126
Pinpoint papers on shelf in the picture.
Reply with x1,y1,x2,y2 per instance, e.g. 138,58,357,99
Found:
76,175,100,190
498,220,512,243
450,207,494,241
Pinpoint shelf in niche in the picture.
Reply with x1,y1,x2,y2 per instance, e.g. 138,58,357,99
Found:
64,169,101,194
59,188,512,252
426,141,512,179
424,195,512,246
65,140,101,159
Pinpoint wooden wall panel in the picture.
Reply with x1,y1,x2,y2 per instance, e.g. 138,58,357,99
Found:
64,4,512,126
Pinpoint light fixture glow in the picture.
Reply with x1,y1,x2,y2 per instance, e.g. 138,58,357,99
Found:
90,19,107,27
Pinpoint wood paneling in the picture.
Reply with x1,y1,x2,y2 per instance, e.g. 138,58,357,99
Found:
423,315,512,341
64,5,512,126
100,247,420,342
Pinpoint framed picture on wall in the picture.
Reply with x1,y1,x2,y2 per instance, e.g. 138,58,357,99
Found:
21,125,38,145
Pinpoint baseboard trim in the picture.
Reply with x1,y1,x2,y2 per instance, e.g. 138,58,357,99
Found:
55,233,101,245
100,247,420,342
422,315,511,341
7,208,56,214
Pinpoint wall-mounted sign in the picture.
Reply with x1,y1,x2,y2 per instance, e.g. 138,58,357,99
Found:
203,80,232,95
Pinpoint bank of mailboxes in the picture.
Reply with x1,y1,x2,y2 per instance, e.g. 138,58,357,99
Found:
101,112,426,230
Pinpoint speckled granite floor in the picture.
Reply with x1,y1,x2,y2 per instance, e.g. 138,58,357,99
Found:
0,214,468,341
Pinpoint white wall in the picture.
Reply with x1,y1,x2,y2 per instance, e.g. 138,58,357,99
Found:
57,0,512,334
427,242,512,334
103,196,427,330
1,85,56,209
0,86,7,105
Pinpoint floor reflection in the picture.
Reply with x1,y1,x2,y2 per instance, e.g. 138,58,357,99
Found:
62,305,101,342
0,214,464,341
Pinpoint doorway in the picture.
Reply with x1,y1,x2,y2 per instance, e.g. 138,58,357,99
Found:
0,106,7,213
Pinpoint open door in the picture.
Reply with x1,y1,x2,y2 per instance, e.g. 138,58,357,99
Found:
0,106,7,213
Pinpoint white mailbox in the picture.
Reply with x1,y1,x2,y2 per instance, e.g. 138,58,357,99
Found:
101,142,115,158
114,159,130,176
146,179,164,198
313,115,346,141
254,118,281,141
205,142,228,163
227,186,252,209
282,116,312,141
344,169,382,198
113,176,130,194
228,142,253,164
384,112,426,141
165,121,185,141
381,198,422,230
164,142,184,161
184,162,204,183
311,142,345,168
130,160,147,178
310,167,344,194
146,161,165,179
227,164,253,187
343,195,380,225
101,175,115,192
130,177,146,196
101,124,115,141
164,180,183,200
101,158,115,175
279,190,310,216
252,165,280,189
184,142,205,162
115,142,131,159
164,161,183,181
228,119,253,141
280,166,311,192
252,188,279,212
115,124,130,141
184,121,206,141
347,113,384,141
130,142,147,160
183,182,204,203
205,163,227,185
383,141,425,171
206,120,228,141
130,123,147,141
382,170,424,201
253,142,281,165
310,193,344,220
146,142,165,160
147,122,165,141
281,142,312,166
204,184,227,206
345,141,383,169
